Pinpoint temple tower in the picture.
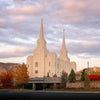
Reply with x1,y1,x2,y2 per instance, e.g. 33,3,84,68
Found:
59,29,69,61
33,19,48,77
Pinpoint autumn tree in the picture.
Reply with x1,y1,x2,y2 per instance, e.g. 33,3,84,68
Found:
61,70,67,86
12,63,29,88
89,70,100,75
0,72,14,88
68,69,76,83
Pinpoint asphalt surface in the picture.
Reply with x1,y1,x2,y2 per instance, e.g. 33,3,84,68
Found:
0,92,100,100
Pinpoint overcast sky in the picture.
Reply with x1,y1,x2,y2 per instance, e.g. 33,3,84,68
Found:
0,0,100,71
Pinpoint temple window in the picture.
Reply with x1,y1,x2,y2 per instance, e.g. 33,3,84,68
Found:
35,70,38,73
35,62,38,67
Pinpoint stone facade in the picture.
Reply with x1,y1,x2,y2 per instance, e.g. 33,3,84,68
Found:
66,82,84,88
66,82,100,88
27,19,76,78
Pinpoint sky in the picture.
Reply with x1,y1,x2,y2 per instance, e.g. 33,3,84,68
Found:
0,0,100,71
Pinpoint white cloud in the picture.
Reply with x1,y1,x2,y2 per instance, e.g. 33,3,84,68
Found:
12,15,27,23
8,4,43,15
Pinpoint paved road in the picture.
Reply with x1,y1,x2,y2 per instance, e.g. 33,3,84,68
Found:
0,92,100,100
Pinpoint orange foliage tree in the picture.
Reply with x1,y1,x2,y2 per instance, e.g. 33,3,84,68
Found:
0,72,14,88
12,63,29,88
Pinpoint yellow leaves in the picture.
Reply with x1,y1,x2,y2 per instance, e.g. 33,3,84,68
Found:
12,63,29,85
89,70,100,75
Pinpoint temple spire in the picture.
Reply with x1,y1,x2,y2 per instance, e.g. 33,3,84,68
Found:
59,29,68,60
39,18,44,39
62,29,66,49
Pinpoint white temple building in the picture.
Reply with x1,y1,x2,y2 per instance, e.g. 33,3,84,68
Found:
27,19,76,78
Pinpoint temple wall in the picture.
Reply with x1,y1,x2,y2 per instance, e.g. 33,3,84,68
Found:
27,56,33,78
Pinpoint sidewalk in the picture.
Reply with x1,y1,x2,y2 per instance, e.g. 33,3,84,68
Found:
1,89,100,93
35,90,100,93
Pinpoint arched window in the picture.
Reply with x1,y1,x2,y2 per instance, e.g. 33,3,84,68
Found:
35,70,38,74
35,62,38,67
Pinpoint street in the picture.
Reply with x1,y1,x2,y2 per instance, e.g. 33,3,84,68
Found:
0,91,100,100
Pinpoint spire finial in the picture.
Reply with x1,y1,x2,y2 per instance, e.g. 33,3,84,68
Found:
62,29,66,49
63,29,65,35
39,18,44,39
41,18,43,26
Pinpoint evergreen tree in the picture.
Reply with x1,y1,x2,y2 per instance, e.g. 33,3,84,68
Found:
84,73,90,89
81,69,86,81
47,72,50,77
60,70,67,86
53,74,57,77
68,69,76,83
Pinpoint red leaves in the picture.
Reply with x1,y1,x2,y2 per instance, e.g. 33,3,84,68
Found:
0,72,14,88
89,75,100,81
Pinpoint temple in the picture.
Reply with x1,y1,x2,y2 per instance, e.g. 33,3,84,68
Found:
27,19,76,78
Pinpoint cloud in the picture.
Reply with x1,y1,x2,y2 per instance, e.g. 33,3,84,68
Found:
0,18,6,27
0,18,99,59
13,0,26,5
12,16,27,23
0,0,99,60
0,46,33,58
54,0,100,25
8,5,42,15
54,0,86,24
0,18,5,23
67,42,100,56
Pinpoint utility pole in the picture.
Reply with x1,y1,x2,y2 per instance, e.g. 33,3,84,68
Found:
87,61,89,75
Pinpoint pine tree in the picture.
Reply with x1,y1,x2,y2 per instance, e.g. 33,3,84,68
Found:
53,74,57,77
84,73,90,89
60,70,67,86
68,69,76,83
12,63,29,88
47,72,50,77
81,69,86,81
